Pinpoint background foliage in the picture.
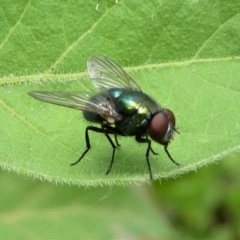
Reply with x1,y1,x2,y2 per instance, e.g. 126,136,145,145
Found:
0,0,240,239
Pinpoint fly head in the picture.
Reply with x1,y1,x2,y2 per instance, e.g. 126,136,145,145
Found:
148,109,179,146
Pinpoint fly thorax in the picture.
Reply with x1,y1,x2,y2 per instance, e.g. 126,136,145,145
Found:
137,105,149,119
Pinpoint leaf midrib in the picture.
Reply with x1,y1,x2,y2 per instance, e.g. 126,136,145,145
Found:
1,56,239,86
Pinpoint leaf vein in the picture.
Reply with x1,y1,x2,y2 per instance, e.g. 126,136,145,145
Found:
1,57,239,86
193,12,240,59
0,0,31,51
45,4,118,73
0,98,73,152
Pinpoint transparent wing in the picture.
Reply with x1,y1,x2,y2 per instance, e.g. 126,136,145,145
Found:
29,91,91,110
28,91,123,122
87,55,142,91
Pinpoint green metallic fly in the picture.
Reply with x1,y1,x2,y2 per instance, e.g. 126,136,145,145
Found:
29,56,180,180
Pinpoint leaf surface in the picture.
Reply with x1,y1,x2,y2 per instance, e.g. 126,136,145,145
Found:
0,0,240,185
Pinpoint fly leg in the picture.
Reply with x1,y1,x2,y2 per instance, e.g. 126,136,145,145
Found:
114,134,121,147
102,129,117,175
135,136,153,180
101,124,124,175
101,125,125,174
71,125,119,176
150,147,158,155
143,136,157,155
164,145,180,166
146,136,158,155
71,126,107,166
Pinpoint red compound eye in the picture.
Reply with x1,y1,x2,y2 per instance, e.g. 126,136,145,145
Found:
148,109,176,145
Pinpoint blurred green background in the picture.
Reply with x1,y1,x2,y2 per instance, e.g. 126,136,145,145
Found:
1,153,240,239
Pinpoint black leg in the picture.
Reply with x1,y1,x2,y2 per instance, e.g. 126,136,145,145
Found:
114,134,121,147
150,146,158,155
71,125,119,176
164,145,180,166
135,136,153,180
102,130,117,175
144,136,158,155
101,124,126,175
71,126,106,166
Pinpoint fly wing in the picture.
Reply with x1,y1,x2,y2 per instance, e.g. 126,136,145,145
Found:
28,91,90,110
28,91,123,122
87,55,142,91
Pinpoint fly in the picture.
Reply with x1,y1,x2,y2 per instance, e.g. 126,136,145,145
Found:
29,55,180,180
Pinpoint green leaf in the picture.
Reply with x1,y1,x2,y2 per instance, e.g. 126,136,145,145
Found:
0,0,240,186
0,170,174,239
